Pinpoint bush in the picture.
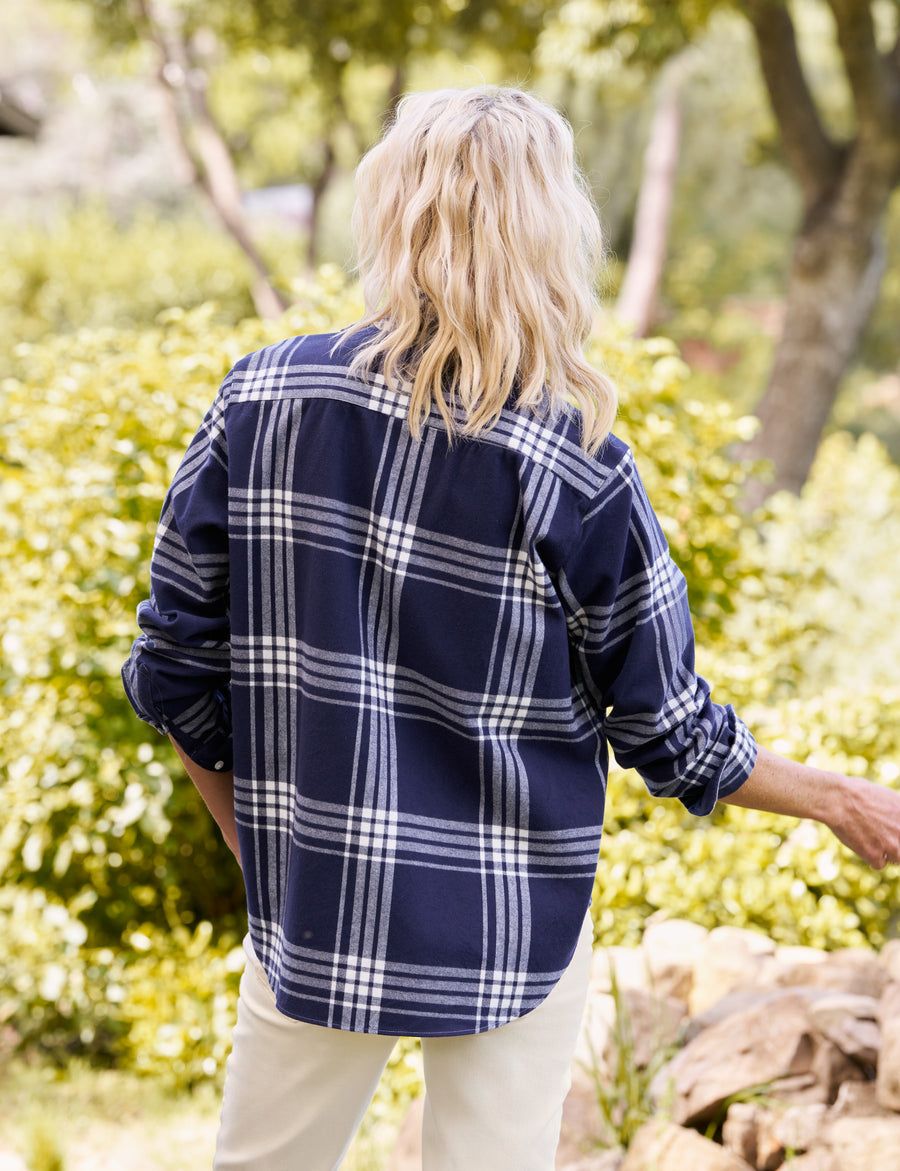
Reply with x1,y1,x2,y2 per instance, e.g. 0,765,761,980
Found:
0,886,427,1103
590,425,900,952
0,886,125,1061
0,273,363,943
3,262,900,1079
589,329,765,642
0,203,260,373
0,886,241,1087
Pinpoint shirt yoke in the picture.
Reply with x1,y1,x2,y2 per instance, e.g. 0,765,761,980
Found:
224,330,633,508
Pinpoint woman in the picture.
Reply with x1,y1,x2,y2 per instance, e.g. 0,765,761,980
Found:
123,87,900,1171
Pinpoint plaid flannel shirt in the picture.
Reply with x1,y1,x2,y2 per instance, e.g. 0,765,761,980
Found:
122,327,756,1037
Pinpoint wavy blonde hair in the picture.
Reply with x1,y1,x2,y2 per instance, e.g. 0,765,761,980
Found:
343,86,617,453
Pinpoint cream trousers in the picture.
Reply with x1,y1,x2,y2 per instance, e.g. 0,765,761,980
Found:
213,913,594,1171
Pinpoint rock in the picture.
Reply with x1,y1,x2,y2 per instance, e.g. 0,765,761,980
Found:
689,927,776,1015
556,1080,610,1165
827,1020,880,1070
775,1153,836,1171
618,1121,754,1171
881,939,900,984
721,1102,762,1168
685,989,788,1044
556,1146,624,1171
806,995,880,1070
878,980,900,1023
878,984,900,1110
811,1037,867,1102
828,1079,893,1120
755,1118,792,1171
827,1115,900,1171
767,1073,828,1106
386,1096,423,1171
684,986,832,1045
640,918,708,1003
755,946,828,988
806,991,879,1026
571,986,685,1098
691,989,880,1069
609,988,687,1071
722,1102,825,1171
770,1103,827,1154
590,947,650,996
774,949,887,999
776,945,830,969
876,1013,900,1111
653,992,816,1125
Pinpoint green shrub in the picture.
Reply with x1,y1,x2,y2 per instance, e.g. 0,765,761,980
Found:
4,263,900,1080
590,329,765,642
114,920,244,1088
0,887,125,1060
0,276,362,943
0,203,259,370
0,886,241,1088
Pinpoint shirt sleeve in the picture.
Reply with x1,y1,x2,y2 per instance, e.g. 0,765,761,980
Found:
560,444,756,814
121,381,232,771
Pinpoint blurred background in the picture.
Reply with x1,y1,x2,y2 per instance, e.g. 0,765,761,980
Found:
2,0,900,1167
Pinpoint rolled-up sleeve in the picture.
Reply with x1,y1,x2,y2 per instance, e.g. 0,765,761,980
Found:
562,445,756,815
122,382,232,771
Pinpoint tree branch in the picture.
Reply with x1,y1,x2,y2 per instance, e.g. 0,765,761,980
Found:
743,0,842,207
883,23,900,141
134,0,288,319
826,0,897,137
616,55,687,336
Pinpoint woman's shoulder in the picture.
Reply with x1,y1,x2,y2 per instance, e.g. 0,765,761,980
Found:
229,325,375,378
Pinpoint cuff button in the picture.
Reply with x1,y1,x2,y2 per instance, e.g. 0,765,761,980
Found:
214,760,225,770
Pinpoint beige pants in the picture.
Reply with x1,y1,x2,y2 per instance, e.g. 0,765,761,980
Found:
213,914,594,1171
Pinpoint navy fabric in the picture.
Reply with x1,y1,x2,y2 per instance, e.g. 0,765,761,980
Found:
122,327,756,1036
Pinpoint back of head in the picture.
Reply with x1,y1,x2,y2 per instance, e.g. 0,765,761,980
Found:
347,86,616,453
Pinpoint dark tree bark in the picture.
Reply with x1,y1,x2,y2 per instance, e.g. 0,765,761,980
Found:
740,0,900,505
305,134,336,272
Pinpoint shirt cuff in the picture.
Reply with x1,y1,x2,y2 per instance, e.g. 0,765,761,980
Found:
122,651,234,772
680,712,758,817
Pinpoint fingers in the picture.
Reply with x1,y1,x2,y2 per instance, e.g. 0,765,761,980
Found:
839,776,900,871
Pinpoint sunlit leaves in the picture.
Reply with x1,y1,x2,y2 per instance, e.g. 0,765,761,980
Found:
4,259,900,1088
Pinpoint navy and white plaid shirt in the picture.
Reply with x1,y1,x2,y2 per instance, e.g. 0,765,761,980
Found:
123,327,756,1037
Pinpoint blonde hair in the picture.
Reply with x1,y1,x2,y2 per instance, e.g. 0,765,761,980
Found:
343,86,617,454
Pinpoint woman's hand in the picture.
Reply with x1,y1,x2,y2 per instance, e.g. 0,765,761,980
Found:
825,772,900,870
720,745,900,870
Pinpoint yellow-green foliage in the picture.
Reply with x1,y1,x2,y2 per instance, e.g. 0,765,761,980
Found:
0,272,362,942
589,330,763,641
0,885,240,1086
0,204,259,366
116,920,243,1086
3,262,900,1088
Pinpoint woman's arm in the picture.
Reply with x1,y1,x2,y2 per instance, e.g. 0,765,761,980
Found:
719,745,900,870
170,735,241,869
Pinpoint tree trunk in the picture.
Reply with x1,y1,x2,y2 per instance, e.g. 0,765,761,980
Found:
742,0,900,502
615,58,688,336
305,135,337,272
136,0,288,320
741,186,887,508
